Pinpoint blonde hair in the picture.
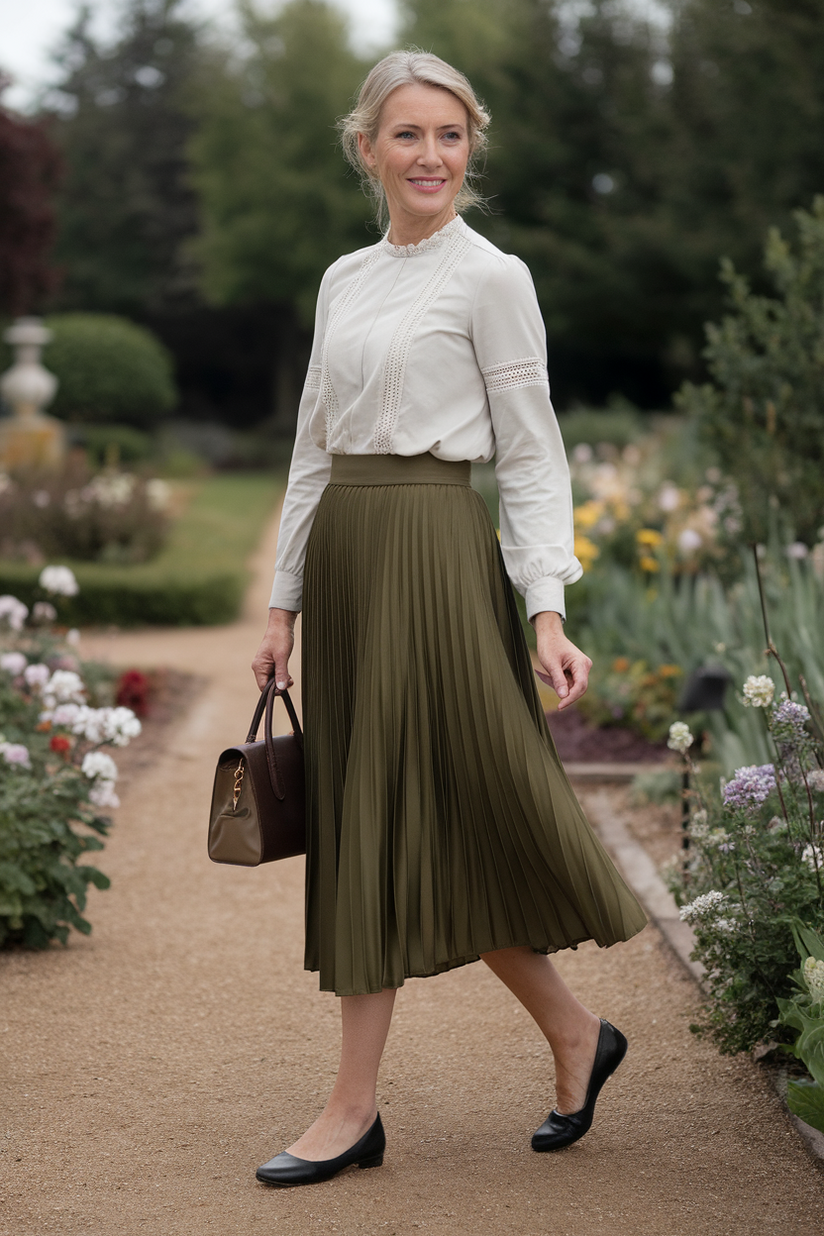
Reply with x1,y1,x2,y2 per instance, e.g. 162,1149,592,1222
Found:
339,50,491,225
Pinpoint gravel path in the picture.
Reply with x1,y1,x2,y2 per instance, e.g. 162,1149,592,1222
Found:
2,506,823,1235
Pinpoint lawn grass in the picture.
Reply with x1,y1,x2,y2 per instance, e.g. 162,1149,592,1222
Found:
0,472,285,627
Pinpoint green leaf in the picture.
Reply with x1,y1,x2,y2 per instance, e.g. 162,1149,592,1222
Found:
792,918,824,964
787,1080,824,1135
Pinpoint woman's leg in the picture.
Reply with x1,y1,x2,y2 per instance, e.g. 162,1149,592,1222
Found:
285,988,396,1160
481,946,601,1115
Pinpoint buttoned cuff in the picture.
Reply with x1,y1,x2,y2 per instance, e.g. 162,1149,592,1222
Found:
525,577,566,622
269,570,302,613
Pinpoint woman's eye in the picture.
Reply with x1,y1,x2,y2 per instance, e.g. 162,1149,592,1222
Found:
395,130,416,139
443,131,462,142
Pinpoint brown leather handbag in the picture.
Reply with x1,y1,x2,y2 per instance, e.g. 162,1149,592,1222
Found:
208,679,305,865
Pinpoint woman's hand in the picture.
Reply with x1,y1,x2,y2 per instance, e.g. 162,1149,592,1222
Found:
252,607,297,692
532,610,592,711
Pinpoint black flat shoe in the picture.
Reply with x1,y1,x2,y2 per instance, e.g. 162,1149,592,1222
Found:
256,1114,385,1187
532,1019,627,1152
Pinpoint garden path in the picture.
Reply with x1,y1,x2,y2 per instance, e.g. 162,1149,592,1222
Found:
2,503,823,1236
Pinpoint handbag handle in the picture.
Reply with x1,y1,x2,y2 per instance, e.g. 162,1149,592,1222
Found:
245,678,303,802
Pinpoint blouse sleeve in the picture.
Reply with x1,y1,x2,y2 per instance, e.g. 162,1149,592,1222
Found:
268,268,334,611
470,254,582,620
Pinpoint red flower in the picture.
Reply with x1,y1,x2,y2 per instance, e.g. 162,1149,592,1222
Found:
50,734,71,754
116,669,151,717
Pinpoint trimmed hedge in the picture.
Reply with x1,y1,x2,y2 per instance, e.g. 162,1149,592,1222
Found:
0,562,243,626
43,313,177,428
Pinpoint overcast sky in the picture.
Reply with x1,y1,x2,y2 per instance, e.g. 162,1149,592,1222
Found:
0,0,400,110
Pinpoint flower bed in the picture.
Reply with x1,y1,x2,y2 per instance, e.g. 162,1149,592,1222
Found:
0,568,141,947
666,668,824,1066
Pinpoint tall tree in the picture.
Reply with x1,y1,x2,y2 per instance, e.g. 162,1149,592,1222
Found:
0,79,63,316
48,0,202,316
663,0,824,313
189,0,373,327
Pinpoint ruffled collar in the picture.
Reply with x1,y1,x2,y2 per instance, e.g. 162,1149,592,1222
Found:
380,214,466,258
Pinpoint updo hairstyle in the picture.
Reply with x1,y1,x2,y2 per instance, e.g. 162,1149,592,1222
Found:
339,50,491,224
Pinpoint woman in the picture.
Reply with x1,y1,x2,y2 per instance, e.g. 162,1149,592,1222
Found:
251,50,646,1187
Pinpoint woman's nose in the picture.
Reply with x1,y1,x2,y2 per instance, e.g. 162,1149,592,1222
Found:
417,137,442,167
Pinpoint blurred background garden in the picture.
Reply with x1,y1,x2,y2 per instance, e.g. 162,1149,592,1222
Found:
2,1,824,1088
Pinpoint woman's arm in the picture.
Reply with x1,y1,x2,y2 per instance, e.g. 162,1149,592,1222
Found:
252,265,335,690
470,255,583,624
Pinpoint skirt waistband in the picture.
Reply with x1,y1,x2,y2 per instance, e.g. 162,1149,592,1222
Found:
329,453,471,487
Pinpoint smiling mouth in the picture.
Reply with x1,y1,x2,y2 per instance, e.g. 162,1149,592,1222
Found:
408,178,446,189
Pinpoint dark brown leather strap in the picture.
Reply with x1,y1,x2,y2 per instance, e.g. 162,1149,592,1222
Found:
247,677,304,801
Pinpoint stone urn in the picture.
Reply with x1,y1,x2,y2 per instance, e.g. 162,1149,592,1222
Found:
0,317,66,471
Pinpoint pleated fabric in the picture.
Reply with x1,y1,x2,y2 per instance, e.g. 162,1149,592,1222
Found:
301,454,647,996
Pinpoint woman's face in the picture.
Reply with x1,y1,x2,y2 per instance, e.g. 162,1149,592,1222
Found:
358,83,470,231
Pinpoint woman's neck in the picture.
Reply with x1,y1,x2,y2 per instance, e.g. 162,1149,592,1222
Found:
385,207,458,249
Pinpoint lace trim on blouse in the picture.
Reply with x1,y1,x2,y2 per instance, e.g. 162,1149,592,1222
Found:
320,248,383,441
374,231,473,453
305,365,321,390
379,214,466,259
482,357,548,393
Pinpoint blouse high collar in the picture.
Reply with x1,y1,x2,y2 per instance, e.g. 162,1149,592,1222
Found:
380,214,466,258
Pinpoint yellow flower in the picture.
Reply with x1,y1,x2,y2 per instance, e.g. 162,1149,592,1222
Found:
639,555,660,573
658,665,682,679
574,533,600,571
574,500,604,531
636,528,664,547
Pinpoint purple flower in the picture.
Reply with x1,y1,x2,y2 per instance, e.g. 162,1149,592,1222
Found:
771,699,811,744
722,764,777,814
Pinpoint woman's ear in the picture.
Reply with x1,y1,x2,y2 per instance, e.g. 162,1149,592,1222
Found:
357,131,376,170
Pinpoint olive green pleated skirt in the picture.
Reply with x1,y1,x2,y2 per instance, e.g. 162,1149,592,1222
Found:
301,453,646,996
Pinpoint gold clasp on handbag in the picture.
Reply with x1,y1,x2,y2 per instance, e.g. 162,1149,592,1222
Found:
232,758,245,810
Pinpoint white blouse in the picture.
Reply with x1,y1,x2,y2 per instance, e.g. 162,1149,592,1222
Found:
269,215,582,619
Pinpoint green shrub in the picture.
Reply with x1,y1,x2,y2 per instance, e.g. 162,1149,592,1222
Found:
677,197,824,546
43,313,177,428
0,621,138,948
667,674,824,1055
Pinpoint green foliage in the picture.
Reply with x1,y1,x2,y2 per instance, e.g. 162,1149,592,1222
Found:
43,313,176,428
0,761,111,948
667,685,824,1055
775,921,824,1133
0,628,122,948
0,472,283,626
677,199,824,545
49,0,202,316
188,0,373,324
